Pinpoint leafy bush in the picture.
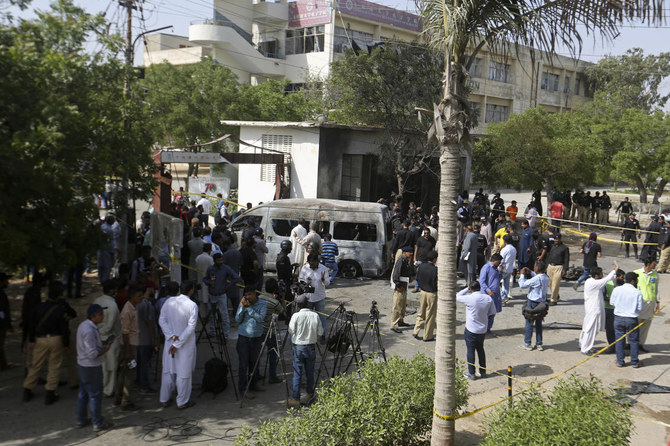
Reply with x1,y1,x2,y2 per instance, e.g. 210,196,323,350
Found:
482,375,633,446
236,354,469,446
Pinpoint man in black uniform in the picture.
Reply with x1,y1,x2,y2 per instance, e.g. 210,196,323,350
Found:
601,191,612,223
616,197,634,224
640,215,662,262
474,224,488,275
23,281,72,404
412,251,438,342
276,240,294,301
392,220,417,261
622,212,641,258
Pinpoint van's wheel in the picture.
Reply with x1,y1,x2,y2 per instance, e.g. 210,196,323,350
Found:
339,260,361,279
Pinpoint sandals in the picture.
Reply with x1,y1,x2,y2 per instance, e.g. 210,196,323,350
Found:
177,401,196,410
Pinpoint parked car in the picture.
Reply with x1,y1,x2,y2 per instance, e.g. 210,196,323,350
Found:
229,198,393,278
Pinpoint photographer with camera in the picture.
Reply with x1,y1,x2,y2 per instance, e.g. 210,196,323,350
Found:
298,253,330,343
203,253,240,339
287,293,322,407
235,287,267,397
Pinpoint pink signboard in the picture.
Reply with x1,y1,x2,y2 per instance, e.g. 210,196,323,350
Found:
338,0,421,32
288,0,332,28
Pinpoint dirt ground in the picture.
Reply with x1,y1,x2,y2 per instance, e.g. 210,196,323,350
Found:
0,197,668,445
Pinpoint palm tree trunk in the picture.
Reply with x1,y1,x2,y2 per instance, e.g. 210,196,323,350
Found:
431,142,460,445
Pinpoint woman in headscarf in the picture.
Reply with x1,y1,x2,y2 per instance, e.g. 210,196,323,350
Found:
573,232,602,290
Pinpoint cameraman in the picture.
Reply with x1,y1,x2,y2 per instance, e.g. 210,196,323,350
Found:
235,287,267,396
262,279,286,384
203,253,240,338
298,253,330,343
276,240,295,293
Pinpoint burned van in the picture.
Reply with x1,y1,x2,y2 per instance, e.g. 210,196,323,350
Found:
229,199,392,278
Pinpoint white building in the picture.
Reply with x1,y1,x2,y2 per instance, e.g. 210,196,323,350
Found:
144,0,421,86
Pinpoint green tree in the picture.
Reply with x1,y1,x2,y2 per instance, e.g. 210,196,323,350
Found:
584,48,670,112
326,42,444,204
417,0,665,442
473,108,601,198
0,0,155,272
142,58,239,177
229,78,319,122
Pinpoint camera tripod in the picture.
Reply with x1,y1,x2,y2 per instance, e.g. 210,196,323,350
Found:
197,301,239,400
349,300,386,367
315,303,365,383
240,313,290,407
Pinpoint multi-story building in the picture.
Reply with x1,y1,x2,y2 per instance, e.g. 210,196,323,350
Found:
144,0,421,87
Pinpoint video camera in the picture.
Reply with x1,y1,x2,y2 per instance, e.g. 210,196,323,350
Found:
369,300,379,319
291,280,315,295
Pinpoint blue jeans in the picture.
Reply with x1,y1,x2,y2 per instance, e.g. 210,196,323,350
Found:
209,293,230,337
309,299,326,337
324,261,338,282
292,344,316,400
524,300,544,346
501,273,512,300
576,268,591,286
236,335,262,392
614,316,639,366
77,365,104,427
136,345,153,390
464,328,486,375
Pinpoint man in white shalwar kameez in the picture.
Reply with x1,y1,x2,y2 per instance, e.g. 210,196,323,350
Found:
159,281,198,409
290,219,308,266
579,261,618,355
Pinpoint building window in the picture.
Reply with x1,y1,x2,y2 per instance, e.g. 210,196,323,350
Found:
574,76,581,95
285,26,325,55
485,104,509,123
541,72,559,91
340,154,363,201
488,61,510,83
563,75,571,93
468,57,482,78
260,134,292,182
334,27,373,53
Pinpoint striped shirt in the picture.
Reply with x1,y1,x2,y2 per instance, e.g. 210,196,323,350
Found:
321,241,339,264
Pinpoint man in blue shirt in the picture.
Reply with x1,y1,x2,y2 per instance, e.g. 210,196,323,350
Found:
518,261,549,351
203,253,240,338
321,234,339,282
610,272,644,368
479,253,502,335
235,287,267,396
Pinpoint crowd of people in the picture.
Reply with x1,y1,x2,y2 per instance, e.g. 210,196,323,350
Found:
0,187,667,429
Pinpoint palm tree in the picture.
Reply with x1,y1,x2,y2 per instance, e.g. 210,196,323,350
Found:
417,0,665,444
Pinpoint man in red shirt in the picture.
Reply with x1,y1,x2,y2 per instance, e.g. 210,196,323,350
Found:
506,201,519,222
549,200,565,230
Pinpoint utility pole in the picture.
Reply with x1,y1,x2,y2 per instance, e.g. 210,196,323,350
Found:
121,0,134,99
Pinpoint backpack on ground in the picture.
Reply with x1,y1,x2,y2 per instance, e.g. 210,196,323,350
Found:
201,357,228,397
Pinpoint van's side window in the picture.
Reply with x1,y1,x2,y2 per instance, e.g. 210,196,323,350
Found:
315,221,330,237
333,222,377,242
271,219,297,237
232,215,262,232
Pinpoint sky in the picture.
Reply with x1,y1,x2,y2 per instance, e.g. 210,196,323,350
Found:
12,1,670,67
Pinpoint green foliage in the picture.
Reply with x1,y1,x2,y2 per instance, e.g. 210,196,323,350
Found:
0,0,155,271
235,355,469,446
584,48,670,112
230,79,320,122
473,107,601,193
482,375,633,446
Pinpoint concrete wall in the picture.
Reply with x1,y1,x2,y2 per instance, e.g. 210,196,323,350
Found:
237,125,321,206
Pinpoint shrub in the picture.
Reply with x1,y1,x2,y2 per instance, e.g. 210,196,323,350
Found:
481,375,633,446
236,354,469,446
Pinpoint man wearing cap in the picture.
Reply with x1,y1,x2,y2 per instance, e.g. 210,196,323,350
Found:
76,304,113,431
616,197,634,223
93,280,121,397
413,251,438,342
622,212,641,258
546,234,570,306
610,272,644,367
287,293,322,406
415,227,437,291
159,281,198,409
0,272,13,371
390,246,415,333
321,234,339,282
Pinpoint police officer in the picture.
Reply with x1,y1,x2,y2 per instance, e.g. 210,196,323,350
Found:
640,215,662,262
474,224,488,275
276,240,294,302
622,212,641,259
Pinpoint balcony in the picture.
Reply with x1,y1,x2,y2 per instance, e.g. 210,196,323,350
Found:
252,0,288,23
